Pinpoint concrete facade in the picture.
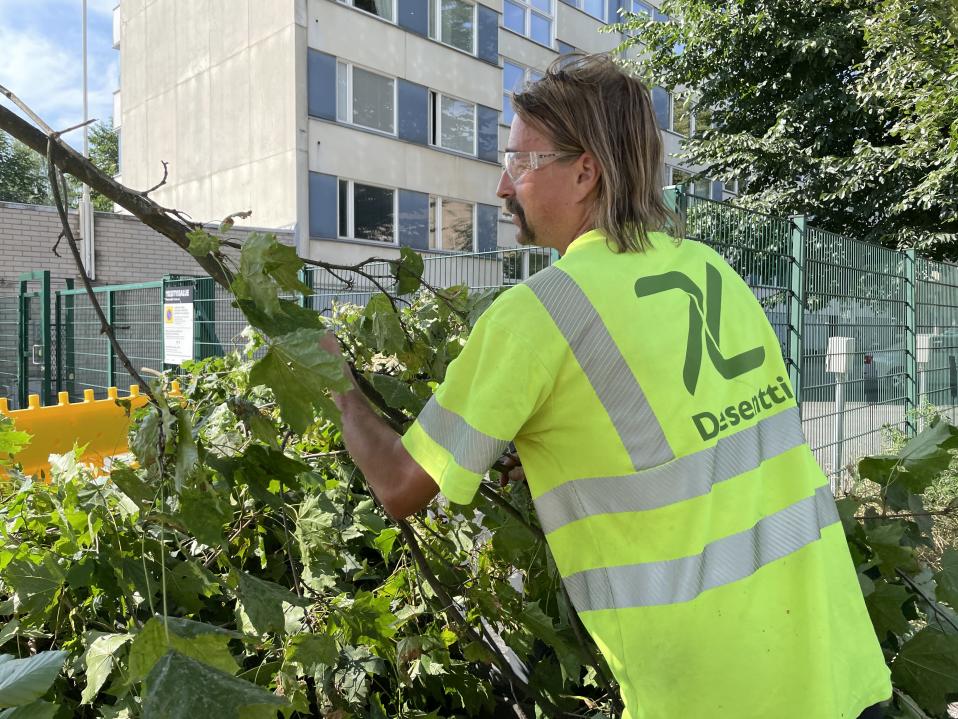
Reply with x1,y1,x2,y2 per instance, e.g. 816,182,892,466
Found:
114,0,726,270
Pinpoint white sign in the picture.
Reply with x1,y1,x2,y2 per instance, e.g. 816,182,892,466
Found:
826,336,855,375
163,286,194,365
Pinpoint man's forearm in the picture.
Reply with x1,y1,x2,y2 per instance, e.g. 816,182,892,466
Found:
334,386,439,518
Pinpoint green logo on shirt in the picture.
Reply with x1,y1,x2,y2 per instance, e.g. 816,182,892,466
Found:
635,262,766,395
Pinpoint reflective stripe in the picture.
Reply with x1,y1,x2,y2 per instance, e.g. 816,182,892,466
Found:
535,406,804,534
563,483,839,612
525,267,673,470
416,395,510,475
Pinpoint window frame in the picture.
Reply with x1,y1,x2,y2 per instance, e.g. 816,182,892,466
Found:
502,0,554,48
429,195,477,252
502,59,544,126
428,0,478,55
576,0,606,22
335,61,398,136
429,90,478,156
336,0,398,24
337,178,399,245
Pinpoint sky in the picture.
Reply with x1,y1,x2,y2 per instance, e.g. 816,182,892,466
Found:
0,0,118,150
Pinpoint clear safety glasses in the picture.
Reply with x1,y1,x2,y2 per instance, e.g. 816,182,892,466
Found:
501,151,581,185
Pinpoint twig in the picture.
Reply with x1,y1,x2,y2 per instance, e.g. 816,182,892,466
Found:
141,161,169,197
0,83,55,134
55,117,97,137
896,568,958,633
45,139,156,402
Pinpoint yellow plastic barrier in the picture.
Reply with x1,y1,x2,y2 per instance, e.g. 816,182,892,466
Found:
0,383,178,479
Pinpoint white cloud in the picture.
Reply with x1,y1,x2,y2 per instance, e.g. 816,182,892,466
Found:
0,21,117,147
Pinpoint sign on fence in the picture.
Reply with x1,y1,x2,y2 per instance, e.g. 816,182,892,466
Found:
163,286,194,365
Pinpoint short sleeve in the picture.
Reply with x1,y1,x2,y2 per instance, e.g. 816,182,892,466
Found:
401,293,555,505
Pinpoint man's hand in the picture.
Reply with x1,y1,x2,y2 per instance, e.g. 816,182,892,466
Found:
319,332,358,409
498,451,526,487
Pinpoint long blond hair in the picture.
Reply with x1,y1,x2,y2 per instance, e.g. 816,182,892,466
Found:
511,53,675,252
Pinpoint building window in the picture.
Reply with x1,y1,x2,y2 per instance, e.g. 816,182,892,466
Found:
429,197,475,251
670,91,691,137
337,0,395,22
670,167,710,199
430,91,476,155
503,0,552,47
502,60,543,126
429,0,476,54
338,179,396,243
335,63,396,134
577,0,605,21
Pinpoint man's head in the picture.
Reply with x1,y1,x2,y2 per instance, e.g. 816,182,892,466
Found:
497,54,672,254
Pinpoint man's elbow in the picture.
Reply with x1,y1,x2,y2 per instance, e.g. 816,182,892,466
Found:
379,445,439,520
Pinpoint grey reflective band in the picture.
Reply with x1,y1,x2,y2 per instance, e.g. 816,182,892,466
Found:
563,483,839,612
416,395,510,475
525,267,673,470
535,406,805,535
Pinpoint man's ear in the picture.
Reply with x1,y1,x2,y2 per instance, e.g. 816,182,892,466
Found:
575,152,601,199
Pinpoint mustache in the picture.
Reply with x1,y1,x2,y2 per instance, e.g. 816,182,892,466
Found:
505,199,524,219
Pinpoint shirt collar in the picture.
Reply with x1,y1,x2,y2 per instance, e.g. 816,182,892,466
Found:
562,229,608,256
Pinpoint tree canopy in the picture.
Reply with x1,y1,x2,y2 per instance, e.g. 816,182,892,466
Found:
619,0,958,257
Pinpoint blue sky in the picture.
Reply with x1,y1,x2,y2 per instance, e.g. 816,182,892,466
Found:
0,0,118,149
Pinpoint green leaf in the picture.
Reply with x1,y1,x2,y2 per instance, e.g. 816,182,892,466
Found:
363,294,407,355
864,579,911,640
393,247,424,295
0,418,29,465
249,328,351,434
81,633,132,704
142,650,290,719
127,617,239,684
173,409,198,492
3,556,65,614
231,234,309,318
178,485,231,547
861,420,958,494
367,373,425,415
0,651,67,707
233,298,324,337
372,528,401,560
236,572,308,636
891,627,958,717
285,633,337,673
109,465,155,507
0,700,59,719
935,548,958,609
187,229,221,258
165,561,221,614
864,521,917,578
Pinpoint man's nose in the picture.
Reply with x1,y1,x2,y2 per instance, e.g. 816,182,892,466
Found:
496,169,514,199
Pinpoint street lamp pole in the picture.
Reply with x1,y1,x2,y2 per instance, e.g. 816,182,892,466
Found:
80,0,96,279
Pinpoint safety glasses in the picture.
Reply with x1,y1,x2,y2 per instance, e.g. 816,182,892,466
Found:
501,151,581,185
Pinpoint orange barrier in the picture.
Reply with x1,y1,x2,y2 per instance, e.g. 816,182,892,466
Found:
0,385,175,478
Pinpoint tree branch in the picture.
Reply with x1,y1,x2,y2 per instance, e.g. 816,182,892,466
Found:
45,139,156,401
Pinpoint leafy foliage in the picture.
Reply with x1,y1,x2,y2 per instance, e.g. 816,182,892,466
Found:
0,231,953,716
618,0,958,255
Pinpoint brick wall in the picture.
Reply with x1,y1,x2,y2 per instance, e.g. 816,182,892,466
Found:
0,201,294,290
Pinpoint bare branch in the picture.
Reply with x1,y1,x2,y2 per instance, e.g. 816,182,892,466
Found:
54,117,97,138
141,161,169,198
0,83,55,134
45,139,156,403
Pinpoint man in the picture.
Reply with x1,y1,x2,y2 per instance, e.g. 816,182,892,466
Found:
323,54,891,718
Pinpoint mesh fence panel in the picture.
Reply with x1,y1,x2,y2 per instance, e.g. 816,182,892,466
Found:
917,258,958,423
0,295,19,405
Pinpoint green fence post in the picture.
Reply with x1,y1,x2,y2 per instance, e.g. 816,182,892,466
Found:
39,271,51,406
17,278,28,408
788,216,807,401
64,279,75,399
299,267,314,310
905,249,918,435
106,289,115,390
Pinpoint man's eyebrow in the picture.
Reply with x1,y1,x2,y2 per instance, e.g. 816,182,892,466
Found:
504,147,517,153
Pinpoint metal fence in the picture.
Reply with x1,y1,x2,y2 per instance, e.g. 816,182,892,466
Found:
5,195,958,481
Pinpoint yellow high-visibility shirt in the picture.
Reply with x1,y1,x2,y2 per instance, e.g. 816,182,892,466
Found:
402,229,891,718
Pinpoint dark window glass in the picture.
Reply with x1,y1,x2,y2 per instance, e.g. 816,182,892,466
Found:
354,183,394,242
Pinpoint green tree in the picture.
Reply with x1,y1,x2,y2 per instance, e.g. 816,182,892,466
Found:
0,130,52,205
68,120,119,212
618,0,958,256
